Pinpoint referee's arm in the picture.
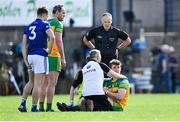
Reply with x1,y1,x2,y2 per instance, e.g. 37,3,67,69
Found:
82,29,95,49
83,36,95,49
117,36,131,50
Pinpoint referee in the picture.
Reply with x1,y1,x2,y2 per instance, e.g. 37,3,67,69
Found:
83,12,131,65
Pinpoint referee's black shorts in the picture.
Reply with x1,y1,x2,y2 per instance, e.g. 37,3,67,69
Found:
101,55,117,66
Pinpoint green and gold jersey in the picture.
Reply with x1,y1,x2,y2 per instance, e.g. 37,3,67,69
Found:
48,18,63,57
103,75,130,111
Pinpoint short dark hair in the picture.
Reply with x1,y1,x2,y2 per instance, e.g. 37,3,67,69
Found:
37,7,48,16
109,59,121,68
52,5,63,14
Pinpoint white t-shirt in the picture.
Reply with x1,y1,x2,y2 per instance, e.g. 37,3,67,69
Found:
82,60,109,96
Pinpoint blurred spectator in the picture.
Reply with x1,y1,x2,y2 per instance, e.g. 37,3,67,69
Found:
131,27,146,53
0,63,9,95
131,37,146,53
15,41,22,56
69,18,75,27
16,56,26,92
154,44,172,93
168,46,179,93
12,41,26,92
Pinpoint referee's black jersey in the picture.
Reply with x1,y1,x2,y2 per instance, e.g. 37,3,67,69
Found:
85,26,128,58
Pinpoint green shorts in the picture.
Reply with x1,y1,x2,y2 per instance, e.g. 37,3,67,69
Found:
49,56,61,72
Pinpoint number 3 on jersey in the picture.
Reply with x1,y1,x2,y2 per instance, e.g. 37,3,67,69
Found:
29,26,36,40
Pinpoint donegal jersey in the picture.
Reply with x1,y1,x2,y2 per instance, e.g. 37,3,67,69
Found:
48,18,63,57
103,75,130,111
24,18,50,57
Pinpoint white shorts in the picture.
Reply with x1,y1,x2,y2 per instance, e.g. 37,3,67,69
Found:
28,55,49,74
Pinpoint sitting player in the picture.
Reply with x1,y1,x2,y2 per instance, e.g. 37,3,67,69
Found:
103,59,130,111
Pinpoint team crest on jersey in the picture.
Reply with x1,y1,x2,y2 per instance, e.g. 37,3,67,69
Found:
87,65,91,69
97,36,103,38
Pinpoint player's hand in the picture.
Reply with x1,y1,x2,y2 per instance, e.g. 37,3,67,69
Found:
25,61,31,71
27,65,32,72
43,48,51,54
103,87,109,93
61,58,66,68
26,63,32,72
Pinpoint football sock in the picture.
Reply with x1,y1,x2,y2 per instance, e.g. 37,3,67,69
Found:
39,102,44,110
20,98,26,107
31,104,37,111
46,103,52,111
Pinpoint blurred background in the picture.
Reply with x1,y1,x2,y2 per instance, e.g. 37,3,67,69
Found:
0,0,179,95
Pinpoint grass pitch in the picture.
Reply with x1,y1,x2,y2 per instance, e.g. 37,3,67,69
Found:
0,94,180,121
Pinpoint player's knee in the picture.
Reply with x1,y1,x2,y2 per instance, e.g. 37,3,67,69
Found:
49,81,57,87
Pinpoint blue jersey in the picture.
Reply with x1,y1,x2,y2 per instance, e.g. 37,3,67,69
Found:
157,51,169,73
24,18,50,56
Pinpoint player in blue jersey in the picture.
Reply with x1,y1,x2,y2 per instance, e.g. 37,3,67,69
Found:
18,7,55,112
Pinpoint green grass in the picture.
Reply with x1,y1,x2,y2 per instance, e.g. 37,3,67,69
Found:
0,94,180,121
